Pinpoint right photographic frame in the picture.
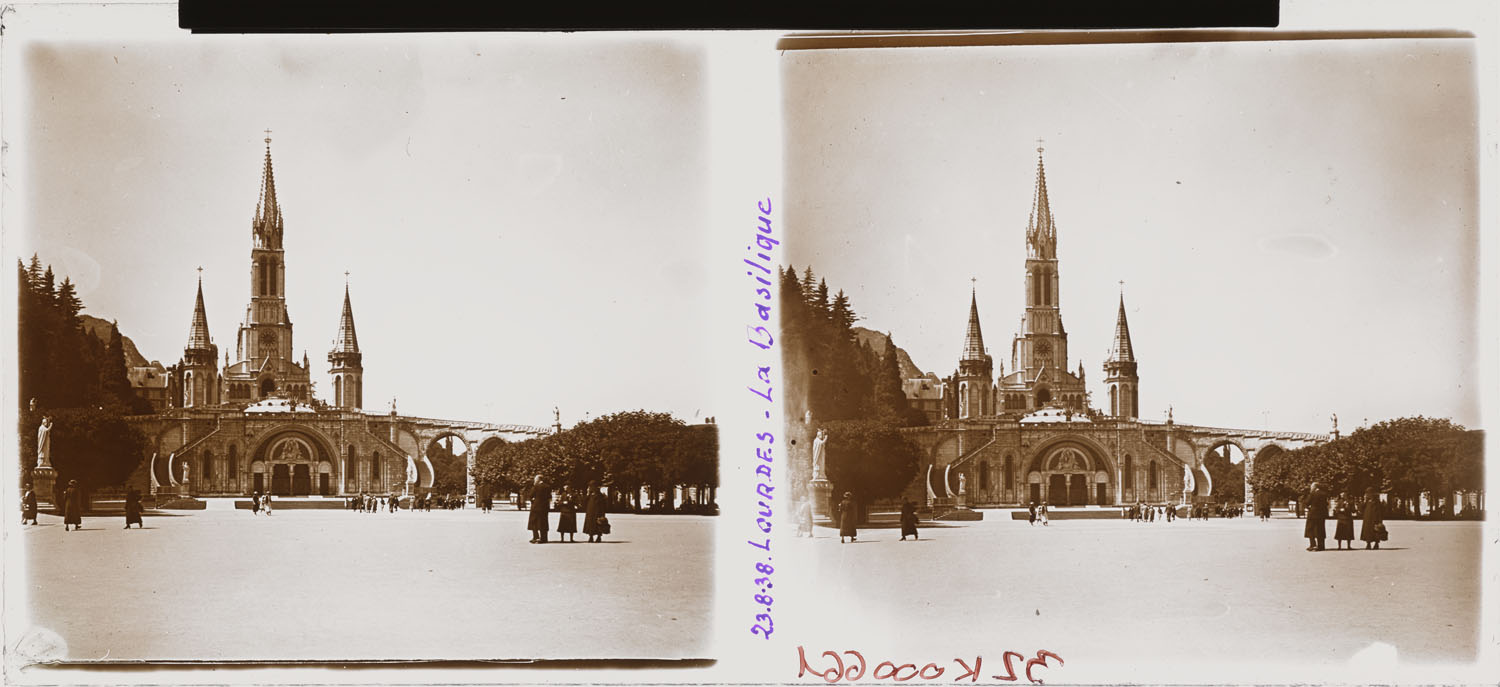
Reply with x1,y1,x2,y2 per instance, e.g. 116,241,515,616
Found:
775,32,1486,683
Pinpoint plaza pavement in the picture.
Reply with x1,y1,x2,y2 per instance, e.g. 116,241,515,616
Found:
779,511,1483,682
14,507,713,662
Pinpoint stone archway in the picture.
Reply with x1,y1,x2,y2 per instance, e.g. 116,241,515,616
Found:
1028,435,1116,506
423,432,473,495
250,426,337,497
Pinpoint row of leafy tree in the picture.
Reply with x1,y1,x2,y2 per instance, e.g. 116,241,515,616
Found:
780,265,924,519
470,410,718,513
18,256,150,503
1248,416,1484,518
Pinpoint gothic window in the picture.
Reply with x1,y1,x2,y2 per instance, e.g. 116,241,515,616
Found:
979,461,989,491
1123,455,1135,493
259,377,276,397
1036,386,1052,406
959,382,969,419
372,451,381,479
334,374,342,407
1110,385,1118,416
1149,461,1159,489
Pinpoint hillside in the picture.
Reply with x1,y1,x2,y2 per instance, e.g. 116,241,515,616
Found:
852,327,931,379
80,314,152,367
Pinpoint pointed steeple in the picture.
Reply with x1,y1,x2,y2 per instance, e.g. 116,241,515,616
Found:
187,274,212,350
1025,146,1057,259
332,284,360,354
252,131,284,249
1107,294,1135,364
961,286,985,361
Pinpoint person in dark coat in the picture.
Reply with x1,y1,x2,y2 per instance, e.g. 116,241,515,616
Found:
252,491,262,515
124,488,144,529
527,475,551,544
582,481,608,542
1332,496,1355,549
899,499,918,541
837,492,857,543
1360,487,1385,550
1028,502,1037,526
63,480,83,531
556,491,578,542
21,483,39,525
1303,482,1328,551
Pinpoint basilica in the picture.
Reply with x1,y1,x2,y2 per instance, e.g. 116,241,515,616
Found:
899,150,1325,509
128,136,548,499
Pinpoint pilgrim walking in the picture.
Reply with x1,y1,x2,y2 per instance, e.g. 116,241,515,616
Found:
1332,496,1355,549
527,475,552,544
124,488,144,529
837,492,857,543
1360,488,1386,550
556,491,578,542
582,481,608,543
63,480,83,531
21,483,39,525
899,499,919,541
1303,482,1328,551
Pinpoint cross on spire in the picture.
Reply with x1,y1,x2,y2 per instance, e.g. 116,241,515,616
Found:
264,129,273,146
1035,137,1045,154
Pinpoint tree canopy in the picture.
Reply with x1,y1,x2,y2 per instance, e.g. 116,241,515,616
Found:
1248,416,1483,515
18,255,152,493
471,410,717,512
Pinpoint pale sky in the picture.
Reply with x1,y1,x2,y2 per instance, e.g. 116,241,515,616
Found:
13,35,711,428
783,38,1481,434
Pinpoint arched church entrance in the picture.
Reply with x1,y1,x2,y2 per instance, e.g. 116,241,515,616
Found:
253,430,334,497
1031,443,1112,506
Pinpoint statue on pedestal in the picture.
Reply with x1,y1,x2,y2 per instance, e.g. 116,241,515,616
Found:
957,472,968,507
35,416,53,468
181,460,190,484
811,428,828,480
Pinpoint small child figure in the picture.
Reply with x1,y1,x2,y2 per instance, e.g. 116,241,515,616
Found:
1333,497,1356,550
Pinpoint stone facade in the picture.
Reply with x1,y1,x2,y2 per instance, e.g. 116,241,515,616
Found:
126,136,549,498
903,150,1326,507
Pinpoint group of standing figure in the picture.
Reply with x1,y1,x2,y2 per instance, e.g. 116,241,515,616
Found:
346,492,400,513
1302,483,1387,551
830,493,921,543
526,476,610,544
1028,501,1050,526
249,491,275,515
20,480,143,530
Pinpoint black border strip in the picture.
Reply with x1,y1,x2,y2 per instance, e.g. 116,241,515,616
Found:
179,1,1280,33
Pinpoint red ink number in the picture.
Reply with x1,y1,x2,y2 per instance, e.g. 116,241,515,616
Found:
992,651,1024,682
1024,650,1063,685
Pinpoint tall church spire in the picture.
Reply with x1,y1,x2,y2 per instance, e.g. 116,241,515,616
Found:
1107,293,1135,364
961,285,985,361
1026,146,1057,260
253,130,283,250
1103,291,1140,419
332,283,360,355
328,280,364,410
187,273,212,350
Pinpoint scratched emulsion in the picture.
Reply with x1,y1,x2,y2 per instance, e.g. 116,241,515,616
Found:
20,509,712,661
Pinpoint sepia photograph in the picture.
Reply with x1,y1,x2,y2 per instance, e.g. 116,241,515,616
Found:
5,25,719,667
776,33,1487,683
